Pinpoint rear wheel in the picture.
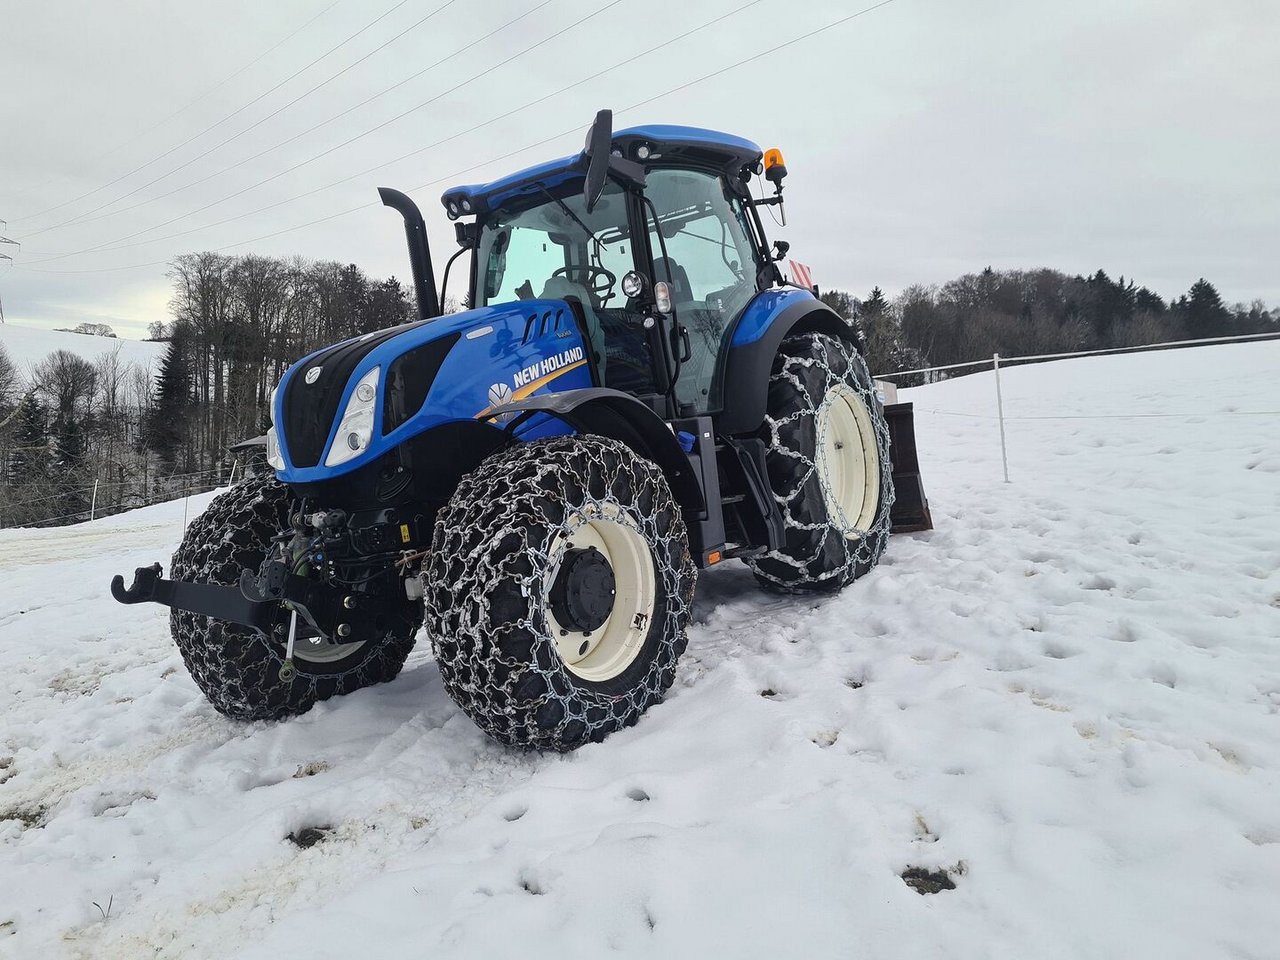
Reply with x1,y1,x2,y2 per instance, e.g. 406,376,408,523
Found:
424,435,697,751
747,332,895,592
169,475,420,721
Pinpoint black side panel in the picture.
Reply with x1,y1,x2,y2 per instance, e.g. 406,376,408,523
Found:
289,419,508,518
383,333,460,434
282,321,426,468
716,301,860,436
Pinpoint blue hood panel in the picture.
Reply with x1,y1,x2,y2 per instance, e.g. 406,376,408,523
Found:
273,301,593,483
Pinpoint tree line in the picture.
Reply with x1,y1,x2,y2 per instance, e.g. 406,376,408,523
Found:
1,255,1274,528
822,268,1278,384
0,253,412,527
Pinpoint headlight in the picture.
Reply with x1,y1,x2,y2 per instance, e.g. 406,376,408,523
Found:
324,366,381,468
266,427,285,470
269,385,279,425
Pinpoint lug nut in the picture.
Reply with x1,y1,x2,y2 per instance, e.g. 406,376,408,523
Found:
337,623,352,638
343,596,357,609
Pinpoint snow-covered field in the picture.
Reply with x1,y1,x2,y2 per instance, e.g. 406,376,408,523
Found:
1,341,1278,959
0,323,164,376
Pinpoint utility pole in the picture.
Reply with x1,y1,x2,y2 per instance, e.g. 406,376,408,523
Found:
0,219,18,323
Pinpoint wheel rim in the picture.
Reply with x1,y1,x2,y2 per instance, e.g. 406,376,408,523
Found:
543,503,657,682
816,382,881,538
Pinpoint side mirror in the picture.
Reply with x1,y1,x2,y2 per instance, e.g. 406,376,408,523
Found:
583,109,613,214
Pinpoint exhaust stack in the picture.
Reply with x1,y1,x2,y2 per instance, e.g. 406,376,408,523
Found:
378,187,440,321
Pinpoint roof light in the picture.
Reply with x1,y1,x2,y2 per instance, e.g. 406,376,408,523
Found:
764,148,788,184
635,142,651,160
460,197,472,213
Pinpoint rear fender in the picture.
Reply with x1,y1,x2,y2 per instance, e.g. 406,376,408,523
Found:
717,293,863,435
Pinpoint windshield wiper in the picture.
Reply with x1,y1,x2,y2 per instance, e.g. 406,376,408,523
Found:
536,184,610,254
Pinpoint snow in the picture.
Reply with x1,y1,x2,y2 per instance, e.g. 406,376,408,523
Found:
0,323,164,377
2,341,1278,959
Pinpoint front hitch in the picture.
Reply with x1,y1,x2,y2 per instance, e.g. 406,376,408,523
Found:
111,563,280,636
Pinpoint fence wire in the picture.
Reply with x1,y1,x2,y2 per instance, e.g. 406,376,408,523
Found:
877,330,1280,381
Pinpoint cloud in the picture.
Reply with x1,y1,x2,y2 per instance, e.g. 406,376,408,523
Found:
2,0,1276,337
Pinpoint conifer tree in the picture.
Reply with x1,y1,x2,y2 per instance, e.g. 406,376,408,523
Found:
1182,279,1232,338
9,392,50,486
147,326,194,468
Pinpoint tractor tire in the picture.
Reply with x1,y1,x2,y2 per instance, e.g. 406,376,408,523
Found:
424,435,697,751
169,474,419,721
747,331,895,592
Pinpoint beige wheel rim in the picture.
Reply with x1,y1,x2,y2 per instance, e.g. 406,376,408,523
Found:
543,503,657,682
816,382,881,538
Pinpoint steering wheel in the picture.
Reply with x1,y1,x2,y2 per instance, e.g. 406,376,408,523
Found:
552,265,616,305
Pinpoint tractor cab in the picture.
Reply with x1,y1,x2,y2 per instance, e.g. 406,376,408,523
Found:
441,121,778,420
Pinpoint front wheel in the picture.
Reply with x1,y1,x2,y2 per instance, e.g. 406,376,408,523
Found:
747,332,895,592
424,436,697,751
169,475,420,721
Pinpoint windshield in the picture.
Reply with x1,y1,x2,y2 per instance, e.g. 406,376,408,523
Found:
475,181,632,309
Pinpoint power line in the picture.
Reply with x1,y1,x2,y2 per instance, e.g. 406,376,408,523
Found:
12,0,417,227
5,0,344,213
18,0,462,241
20,0,625,262
14,0,900,276
21,0,556,259
27,0,756,265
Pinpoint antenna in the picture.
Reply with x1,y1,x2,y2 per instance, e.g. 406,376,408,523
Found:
0,219,18,323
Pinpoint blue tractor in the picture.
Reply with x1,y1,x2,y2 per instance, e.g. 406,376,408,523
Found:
113,111,928,750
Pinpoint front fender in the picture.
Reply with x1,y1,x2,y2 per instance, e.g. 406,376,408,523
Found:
488,388,705,515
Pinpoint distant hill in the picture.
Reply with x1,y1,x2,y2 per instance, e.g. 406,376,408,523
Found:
0,323,165,375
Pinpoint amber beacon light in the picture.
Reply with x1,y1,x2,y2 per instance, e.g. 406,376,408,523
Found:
764,148,788,184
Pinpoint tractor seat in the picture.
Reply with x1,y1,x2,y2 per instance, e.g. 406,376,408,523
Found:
653,256,693,303
540,276,607,386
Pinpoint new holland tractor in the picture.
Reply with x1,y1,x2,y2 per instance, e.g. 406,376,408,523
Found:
113,111,929,751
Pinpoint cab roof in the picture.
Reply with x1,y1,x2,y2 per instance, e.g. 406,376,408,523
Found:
441,124,764,218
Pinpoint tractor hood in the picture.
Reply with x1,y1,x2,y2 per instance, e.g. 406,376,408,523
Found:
270,299,595,483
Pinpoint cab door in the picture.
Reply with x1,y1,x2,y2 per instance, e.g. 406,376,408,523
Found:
640,167,761,415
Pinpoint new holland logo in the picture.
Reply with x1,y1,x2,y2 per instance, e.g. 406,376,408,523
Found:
305,366,323,385
487,382,513,423
512,346,585,388
487,382,512,407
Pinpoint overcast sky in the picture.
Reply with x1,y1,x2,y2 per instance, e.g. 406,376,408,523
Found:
1,0,1276,338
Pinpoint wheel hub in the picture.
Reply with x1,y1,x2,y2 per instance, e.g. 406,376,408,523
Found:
549,546,616,634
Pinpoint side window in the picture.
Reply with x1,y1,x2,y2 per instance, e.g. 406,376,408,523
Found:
657,220,748,302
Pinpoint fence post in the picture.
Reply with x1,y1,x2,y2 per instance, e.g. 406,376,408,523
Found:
992,353,1010,483
90,479,99,521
